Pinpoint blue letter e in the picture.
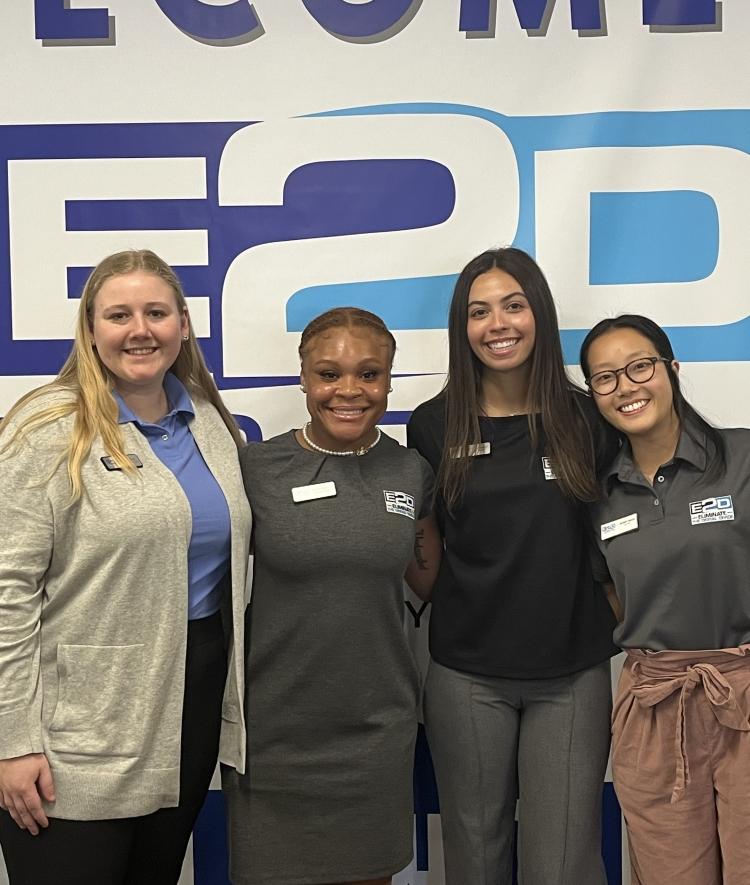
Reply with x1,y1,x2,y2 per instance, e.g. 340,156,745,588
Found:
35,0,110,40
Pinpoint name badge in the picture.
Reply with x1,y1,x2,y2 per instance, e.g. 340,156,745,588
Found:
450,442,490,458
101,454,143,471
600,513,638,540
541,456,557,480
292,481,337,503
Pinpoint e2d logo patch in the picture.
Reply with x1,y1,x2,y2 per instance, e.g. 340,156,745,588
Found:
383,490,416,520
689,495,734,525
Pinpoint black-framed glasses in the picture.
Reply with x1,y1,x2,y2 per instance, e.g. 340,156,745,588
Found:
587,356,670,396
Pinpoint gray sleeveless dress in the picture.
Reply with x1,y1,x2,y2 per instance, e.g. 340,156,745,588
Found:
223,430,434,885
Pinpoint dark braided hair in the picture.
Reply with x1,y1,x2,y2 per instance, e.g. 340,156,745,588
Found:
299,307,396,365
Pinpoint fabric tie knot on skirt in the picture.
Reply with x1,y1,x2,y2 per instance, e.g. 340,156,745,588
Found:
629,651,750,804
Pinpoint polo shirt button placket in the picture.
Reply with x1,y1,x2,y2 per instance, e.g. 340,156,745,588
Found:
649,493,667,524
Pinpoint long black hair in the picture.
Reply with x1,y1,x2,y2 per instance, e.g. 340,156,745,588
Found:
437,247,600,510
580,314,726,480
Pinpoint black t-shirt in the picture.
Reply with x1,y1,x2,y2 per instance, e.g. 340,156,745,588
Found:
407,393,618,679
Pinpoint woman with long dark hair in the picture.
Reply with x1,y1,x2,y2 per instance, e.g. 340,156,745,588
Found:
580,315,749,885
407,247,618,884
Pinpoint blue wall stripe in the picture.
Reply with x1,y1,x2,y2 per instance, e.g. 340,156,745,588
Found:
589,190,719,285
561,315,750,365
193,790,231,885
287,275,454,331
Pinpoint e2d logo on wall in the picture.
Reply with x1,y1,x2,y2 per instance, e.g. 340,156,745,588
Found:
1,104,749,400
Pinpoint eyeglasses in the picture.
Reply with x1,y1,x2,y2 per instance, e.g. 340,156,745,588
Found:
586,356,670,396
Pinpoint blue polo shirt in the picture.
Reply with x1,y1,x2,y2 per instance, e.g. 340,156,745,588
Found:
115,373,231,620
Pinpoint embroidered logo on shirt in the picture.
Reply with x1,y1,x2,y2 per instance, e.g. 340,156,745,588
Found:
689,495,734,525
541,456,558,480
383,490,416,520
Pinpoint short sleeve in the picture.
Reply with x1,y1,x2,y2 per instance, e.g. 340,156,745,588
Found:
585,510,612,584
589,541,612,584
406,399,444,474
239,440,264,499
417,454,435,520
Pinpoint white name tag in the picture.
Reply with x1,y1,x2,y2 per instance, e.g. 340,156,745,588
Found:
450,442,490,458
541,456,557,480
292,481,337,503
601,513,638,540
689,495,734,525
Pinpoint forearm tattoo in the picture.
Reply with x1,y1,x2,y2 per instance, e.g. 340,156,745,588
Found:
414,528,428,570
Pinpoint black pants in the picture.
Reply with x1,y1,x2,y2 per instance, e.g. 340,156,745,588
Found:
0,612,227,885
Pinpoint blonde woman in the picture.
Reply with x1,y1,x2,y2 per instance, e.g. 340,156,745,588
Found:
0,250,251,885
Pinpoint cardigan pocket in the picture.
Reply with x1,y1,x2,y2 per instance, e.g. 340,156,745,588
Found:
48,643,146,758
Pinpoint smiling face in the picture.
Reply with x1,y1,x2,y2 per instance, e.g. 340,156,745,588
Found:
466,268,536,379
90,271,188,396
586,327,679,444
300,326,392,452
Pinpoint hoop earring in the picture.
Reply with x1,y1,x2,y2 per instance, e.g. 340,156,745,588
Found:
300,386,306,393
182,335,189,341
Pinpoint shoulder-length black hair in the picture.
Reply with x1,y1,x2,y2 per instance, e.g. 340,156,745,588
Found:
579,314,726,480
437,247,600,511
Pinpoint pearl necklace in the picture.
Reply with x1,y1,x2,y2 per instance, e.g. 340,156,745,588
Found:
301,422,381,457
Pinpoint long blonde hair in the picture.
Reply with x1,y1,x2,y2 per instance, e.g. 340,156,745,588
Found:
0,249,243,499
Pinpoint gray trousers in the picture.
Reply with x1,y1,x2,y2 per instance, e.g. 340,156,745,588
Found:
424,658,612,885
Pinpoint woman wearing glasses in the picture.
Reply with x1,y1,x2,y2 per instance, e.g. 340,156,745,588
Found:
581,314,750,885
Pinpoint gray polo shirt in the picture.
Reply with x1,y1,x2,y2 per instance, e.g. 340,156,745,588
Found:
593,426,750,651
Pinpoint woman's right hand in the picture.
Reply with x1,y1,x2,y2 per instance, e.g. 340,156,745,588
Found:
0,754,55,834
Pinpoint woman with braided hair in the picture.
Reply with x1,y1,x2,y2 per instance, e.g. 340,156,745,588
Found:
224,307,441,885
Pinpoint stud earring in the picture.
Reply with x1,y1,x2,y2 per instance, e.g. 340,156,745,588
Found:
300,386,307,393
182,335,189,341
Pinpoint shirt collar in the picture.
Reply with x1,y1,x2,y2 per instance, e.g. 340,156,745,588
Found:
605,424,708,484
673,428,710,471
114,373,195,426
